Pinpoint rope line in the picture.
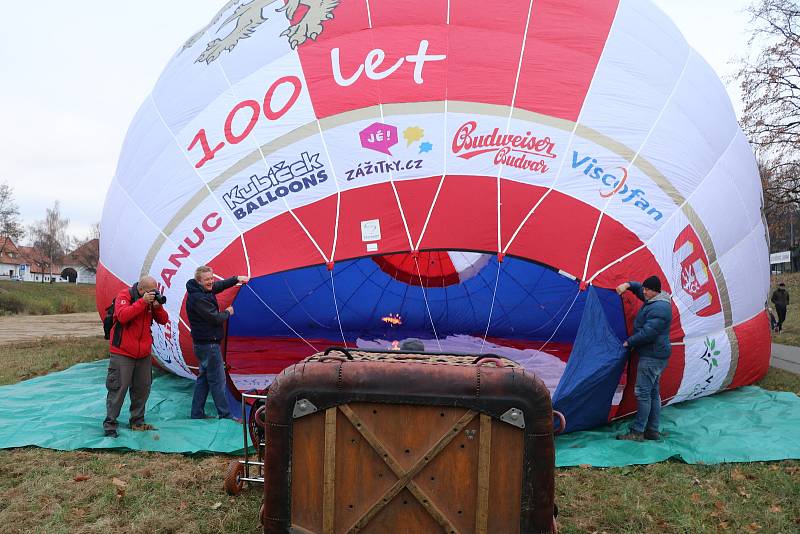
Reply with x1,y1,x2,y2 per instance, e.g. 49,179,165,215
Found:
243,284,319,352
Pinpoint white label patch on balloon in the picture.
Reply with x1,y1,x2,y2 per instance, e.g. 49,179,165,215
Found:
361,219,382,242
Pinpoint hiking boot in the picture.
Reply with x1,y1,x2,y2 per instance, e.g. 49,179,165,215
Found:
616,431,645,442
644,429,661,441
131,423,156,431
104,429,118,438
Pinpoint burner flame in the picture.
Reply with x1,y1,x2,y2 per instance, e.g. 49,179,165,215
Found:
381,313,403,326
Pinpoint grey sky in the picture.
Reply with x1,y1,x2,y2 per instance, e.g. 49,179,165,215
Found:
0,0,753,241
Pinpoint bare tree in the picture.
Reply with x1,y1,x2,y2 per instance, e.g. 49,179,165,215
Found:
736,0,800,205
71,222,100,275
0,181,25,254
29,201,71,283
761,158,800,213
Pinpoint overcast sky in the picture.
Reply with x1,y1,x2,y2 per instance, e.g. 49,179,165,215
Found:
0,0,753,241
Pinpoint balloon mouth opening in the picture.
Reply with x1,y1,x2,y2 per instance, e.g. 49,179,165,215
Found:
221,249,632,424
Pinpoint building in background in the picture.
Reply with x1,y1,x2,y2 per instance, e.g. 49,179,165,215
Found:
62,239,98,284
0,236,26,280
0,236,97,284
15,244,59,282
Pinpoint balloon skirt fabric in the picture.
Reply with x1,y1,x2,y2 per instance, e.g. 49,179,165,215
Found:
0,361,798,467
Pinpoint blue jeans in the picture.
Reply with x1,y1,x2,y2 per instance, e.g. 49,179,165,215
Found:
191,343,232,419
631,357,669,433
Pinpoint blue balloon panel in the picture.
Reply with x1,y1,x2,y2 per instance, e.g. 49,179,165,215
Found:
228,253,627,344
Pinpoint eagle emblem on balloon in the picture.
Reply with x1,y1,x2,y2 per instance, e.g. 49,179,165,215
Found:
184,0,340,64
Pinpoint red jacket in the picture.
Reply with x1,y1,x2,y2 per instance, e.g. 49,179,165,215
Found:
109,286,169,359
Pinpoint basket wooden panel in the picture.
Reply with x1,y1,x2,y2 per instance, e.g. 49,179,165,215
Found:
290,402,523,534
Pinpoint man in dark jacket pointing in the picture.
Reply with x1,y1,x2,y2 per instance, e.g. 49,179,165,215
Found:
615,275,673,442
187,265,249,419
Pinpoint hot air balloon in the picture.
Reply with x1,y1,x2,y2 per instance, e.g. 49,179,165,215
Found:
97,0,771,432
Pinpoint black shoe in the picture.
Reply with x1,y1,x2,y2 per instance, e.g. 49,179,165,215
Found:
616,431,644,442
104,429,118,438
644,429,660,440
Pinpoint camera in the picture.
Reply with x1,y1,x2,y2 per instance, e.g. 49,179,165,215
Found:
150,290,167,305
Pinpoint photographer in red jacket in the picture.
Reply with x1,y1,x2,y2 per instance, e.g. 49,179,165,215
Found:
103,275,169,438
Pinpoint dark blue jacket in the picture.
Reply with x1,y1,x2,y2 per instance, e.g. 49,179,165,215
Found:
627,281,673,360
186,276,239,344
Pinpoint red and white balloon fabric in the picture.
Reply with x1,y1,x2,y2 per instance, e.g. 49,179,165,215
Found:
97,0,770,426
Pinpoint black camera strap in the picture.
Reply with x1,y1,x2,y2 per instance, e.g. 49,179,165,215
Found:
111,284,140,348
129,283,140,304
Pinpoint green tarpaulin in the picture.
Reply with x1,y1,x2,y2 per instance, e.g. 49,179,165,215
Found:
1,359,799,466
555,387,800,467
0,360,245,454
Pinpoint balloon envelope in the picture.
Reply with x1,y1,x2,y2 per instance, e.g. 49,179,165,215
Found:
98,0,770,430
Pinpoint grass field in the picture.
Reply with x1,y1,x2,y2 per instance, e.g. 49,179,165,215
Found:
0,280,96,315
0,337,109,386
0,340,798,533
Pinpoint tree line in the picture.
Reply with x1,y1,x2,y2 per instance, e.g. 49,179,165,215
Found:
736,0,800,251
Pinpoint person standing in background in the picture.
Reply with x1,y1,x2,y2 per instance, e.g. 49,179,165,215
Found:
771,282,790,333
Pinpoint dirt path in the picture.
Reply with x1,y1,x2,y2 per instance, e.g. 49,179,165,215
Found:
0,312,102,345
772,343,800,375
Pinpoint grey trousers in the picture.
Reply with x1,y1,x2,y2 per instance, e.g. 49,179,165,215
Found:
103,353,152,431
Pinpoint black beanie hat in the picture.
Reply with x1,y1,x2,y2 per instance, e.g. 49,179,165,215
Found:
643,276,661,292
